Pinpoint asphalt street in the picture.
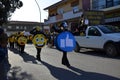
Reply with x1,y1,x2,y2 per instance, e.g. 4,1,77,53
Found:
7,44,120,80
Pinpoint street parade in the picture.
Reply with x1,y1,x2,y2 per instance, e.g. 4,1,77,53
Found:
0,0,120,80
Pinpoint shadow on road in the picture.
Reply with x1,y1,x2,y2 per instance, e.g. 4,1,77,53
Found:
8,66,35,80
19,52,38,64
41,60,120,80
8,48,38,64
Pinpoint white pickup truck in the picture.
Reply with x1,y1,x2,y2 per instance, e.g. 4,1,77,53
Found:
74,25,120,57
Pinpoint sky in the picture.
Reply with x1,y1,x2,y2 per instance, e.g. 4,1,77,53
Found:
11,0,61,22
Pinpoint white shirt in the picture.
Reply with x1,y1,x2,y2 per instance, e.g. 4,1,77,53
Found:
85,19,89,25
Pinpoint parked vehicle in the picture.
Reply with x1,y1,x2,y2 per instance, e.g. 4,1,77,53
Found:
74,25,120,57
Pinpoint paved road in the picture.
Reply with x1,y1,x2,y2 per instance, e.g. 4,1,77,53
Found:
7,44,120,80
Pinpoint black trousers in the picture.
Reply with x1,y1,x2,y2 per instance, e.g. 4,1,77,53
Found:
62,51,70,66
36,48,42,58
10,42,14,49
20,45,25,53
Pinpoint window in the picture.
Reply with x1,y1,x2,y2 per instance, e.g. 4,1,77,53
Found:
24,26,27,30
8,26,12,29
88,27,101,36
92,0,106,10
71,0,79,7
20,26,23,29
98,25,120,33
106,0,113,8
57,8,64,14
73,6,79,13
16,26,19,29
33,27,36,29
114,0,120,6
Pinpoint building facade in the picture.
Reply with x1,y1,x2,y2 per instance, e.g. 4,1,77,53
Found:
44,0,120,34
91,0,120,10
0,21,44,35
91,0,120,26
44,0,104,33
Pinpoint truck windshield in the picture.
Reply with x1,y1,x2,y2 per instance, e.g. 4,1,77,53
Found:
98,25,120,34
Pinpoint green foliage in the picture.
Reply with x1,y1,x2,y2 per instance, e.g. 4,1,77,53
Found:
0,0,23,25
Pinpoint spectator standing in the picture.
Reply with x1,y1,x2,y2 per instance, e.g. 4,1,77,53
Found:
0,28,9,80
79,14,89,35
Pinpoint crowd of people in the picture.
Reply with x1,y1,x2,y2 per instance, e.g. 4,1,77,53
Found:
0,14,89,79
72,14,89,36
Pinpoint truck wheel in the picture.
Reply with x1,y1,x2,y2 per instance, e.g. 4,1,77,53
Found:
105,43,118,57
74,42,80,52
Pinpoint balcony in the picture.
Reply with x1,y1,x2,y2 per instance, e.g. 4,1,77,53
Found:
45,10,83,24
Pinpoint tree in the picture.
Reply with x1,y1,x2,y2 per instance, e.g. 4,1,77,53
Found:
0,0,23,25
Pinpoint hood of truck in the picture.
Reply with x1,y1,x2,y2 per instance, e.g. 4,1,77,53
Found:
105,33,120,40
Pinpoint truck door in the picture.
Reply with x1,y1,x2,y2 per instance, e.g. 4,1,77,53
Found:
86,27,104,48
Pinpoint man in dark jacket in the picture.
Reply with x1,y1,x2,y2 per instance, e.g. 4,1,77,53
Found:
0,28,9,79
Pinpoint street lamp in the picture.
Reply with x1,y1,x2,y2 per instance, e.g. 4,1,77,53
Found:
34,0,41,23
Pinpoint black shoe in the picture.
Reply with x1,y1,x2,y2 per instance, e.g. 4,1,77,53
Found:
62,62,66,65
36,56,41,61
21,51,24,53
36,58,41,61
62,62,70,67
37,58,41,61
66,63,70,67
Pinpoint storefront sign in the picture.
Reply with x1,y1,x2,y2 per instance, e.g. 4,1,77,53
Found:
84,11,104,25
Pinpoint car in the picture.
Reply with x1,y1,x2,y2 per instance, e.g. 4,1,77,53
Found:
74,25,120,57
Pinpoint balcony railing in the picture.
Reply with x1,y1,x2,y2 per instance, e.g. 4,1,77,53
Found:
45,10,83,24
